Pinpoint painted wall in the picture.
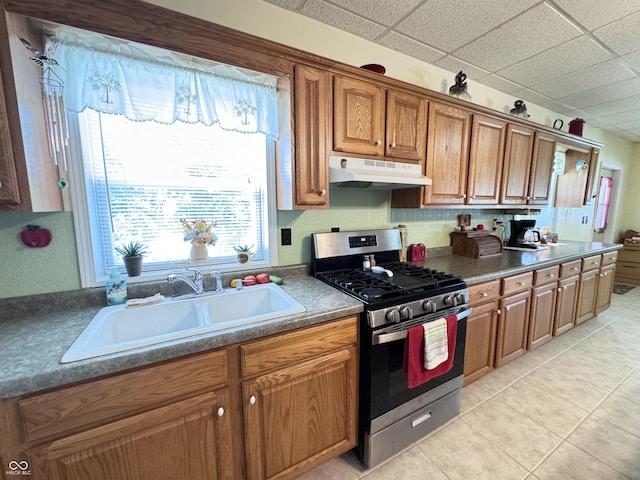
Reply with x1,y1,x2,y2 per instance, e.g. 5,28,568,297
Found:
0,0,637,298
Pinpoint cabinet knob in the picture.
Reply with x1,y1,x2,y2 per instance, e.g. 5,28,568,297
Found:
318,189,327,196
480,292,488,297
548,274,555,278
249,395,256,405
217,407,225,417
496,309,501,315
517,282,526,286
572,267,579,271
0,180,2,188
460,193,466,198
375,139,382,146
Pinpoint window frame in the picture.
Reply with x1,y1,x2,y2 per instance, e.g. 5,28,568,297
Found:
67,113,279,287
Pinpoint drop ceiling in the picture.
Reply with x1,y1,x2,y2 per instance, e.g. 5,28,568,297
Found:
264,0,640,143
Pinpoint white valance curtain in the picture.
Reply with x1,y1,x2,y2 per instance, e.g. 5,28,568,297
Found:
44,32,279,139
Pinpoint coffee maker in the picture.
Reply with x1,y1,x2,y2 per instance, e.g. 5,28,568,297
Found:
507,220,541,249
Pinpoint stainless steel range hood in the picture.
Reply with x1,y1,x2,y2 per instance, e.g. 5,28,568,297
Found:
329,155,432,189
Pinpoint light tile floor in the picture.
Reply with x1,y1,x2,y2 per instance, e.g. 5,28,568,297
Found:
300,286,640,480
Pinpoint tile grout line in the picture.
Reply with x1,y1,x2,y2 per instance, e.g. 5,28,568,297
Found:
527,366,639,478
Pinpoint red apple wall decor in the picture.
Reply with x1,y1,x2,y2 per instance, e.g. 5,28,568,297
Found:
20,225,52,248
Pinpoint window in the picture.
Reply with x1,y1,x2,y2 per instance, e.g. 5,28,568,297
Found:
43,24,280,285
594,176,613,234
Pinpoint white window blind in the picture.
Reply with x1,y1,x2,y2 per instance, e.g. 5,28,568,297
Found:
76,109,271,278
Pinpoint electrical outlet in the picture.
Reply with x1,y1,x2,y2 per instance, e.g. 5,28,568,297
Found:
281,228,292,246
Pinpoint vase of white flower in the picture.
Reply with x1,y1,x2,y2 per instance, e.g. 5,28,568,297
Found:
181,219,217,262
190,243,209,262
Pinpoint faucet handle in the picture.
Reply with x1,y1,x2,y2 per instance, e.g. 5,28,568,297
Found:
186,268,203,280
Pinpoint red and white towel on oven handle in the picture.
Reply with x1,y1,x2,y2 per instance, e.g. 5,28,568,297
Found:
402,314,458,389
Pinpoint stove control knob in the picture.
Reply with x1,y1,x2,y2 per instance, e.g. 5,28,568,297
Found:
386,309,401,323
454,293,466,305
400,306,414,320
422,300,437,313
444,295,456,307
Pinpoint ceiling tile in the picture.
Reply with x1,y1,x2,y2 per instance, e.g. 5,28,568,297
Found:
453,3,582,72
263,0,305,9
434,56,490,82
599,108,640,125
581,94,640,116
300,0,387,41
497,36,611,86
594,11,640,55
621,50,640,71
552,0,640,30
479,75,522,94
556,76,640,107
532,59,635,99
376,32,446,64
395,0,537,52
326,0,423,26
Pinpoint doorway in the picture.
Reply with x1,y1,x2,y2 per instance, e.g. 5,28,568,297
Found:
592,167,620,243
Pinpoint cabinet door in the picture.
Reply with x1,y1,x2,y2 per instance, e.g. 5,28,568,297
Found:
294,64,330,208
467,114,506,205
30,391,235,480
385,90,427,161
528,282,557,350
500,124,534,204
576,269,598,324
243,348,357,480
528,132,556,205
554,275,579,336
333,76,384,156
463,301,498,385
0,80,20,205
423,102,471,204
596,264,616,313
496,290,530,367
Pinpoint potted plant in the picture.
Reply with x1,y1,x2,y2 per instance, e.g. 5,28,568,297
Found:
233,244,254,264
114,241,149,277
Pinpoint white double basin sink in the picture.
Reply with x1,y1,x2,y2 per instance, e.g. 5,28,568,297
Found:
61,283,306,363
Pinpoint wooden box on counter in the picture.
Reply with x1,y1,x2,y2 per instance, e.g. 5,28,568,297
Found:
452,230,503,258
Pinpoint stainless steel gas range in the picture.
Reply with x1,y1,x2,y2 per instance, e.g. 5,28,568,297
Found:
311,228,472,467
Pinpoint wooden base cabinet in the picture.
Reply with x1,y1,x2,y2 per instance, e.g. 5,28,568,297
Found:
528,282,557,350
1,316,359,480
30,391,234,480
596,264,616,313
554,275,579,336
463,300,499,384
496,290,531,367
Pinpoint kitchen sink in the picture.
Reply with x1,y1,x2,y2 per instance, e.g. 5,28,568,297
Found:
61,283,306,363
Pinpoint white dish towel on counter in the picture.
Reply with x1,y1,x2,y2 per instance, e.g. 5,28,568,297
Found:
423,318,449,370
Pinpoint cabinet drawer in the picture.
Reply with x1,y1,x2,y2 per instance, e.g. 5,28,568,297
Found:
616,262,640,281
618,248,640,263
601,251,618,266
559,260,581,278
502,271,533,296
240,315,358,377
582,255,601,271
18,349,229,442
533,265,560,286
467,280,500,305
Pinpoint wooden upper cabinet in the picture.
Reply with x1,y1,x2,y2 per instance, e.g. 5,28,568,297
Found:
501,124,535,204
293,64,330,208
528,132,556,205
333,76,385,156
423,102,471,204
467,114,506,205
385,90,427,161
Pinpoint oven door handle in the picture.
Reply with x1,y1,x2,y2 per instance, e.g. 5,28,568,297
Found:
372,307,473,345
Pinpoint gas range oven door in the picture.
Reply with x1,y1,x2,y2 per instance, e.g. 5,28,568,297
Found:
357,305,472,467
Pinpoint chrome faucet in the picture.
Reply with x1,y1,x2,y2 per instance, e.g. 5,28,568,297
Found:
211,271,224,293
167,268,204,295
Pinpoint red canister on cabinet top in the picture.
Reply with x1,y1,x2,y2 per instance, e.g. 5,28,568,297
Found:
407,243,426,263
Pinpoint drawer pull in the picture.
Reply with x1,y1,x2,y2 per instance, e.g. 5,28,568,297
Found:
249,395,256,405
517,282,526,286
217,407,225,417
548,274,555,278
480,292,488,297
572,267,579,271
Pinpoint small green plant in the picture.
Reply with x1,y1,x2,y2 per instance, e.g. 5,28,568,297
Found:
114,241,149,257
233,244,254,253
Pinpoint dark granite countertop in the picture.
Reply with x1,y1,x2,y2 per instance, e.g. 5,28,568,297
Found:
0,240,621,399
423,241,622,285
